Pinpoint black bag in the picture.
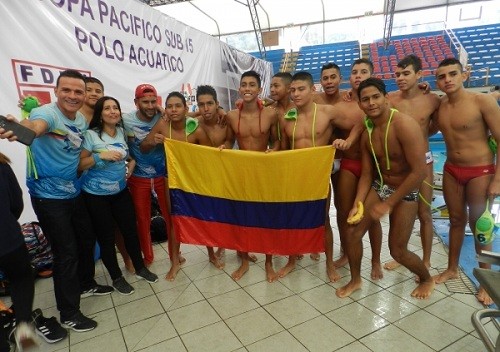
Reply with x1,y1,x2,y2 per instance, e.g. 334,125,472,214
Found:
150,192,167,243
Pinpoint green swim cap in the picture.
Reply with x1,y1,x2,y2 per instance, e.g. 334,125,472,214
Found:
284,108,297,120
475,205,495,245
186,117,199,135
22,96,39,113
488,136,497,154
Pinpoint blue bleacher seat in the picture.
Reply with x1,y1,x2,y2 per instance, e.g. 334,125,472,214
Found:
454,24,500,86
293,41,361,82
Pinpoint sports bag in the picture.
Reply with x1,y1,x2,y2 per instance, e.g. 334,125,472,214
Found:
21,222,53,277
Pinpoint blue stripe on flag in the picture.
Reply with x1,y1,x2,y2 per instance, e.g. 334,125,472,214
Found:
170,189,326,230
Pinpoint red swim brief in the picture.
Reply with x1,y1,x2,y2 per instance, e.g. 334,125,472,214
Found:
340,158,362,178
443,162,495,186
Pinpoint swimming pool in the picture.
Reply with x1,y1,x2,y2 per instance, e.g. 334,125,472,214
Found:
429,132,446,187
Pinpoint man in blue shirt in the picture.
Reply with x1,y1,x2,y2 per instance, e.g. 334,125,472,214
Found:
2,70,99,332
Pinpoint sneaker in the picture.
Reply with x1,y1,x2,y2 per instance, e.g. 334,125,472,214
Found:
112,277,134,295
81,284,114,298
135,267,159,283
32,309,67,343
14,322,39,351
62,312,97,332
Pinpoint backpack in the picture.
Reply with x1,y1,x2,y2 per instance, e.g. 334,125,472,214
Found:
150,192,167,244
21,222,53,277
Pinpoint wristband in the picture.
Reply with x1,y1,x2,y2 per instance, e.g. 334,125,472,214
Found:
92,153,106,169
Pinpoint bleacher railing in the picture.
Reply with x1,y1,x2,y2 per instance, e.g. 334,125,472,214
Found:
445,25,468,67
466,66,491,87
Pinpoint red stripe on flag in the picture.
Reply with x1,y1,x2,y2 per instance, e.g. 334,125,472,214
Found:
173,216,325,255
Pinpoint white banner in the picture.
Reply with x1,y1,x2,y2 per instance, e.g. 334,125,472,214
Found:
0,0,271,222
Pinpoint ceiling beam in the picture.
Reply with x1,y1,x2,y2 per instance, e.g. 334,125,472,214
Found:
246,0,266,59
382,0,396,49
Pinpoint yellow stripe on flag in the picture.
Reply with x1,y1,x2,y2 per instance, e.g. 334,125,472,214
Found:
164,139,335,202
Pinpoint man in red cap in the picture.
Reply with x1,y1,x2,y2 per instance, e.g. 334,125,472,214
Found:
122,84,169,268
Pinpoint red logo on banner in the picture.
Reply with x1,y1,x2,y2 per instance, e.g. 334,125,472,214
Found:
180,82,197,112
11,59,91,104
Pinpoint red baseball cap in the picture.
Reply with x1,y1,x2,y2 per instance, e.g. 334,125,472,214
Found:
135,84,158,99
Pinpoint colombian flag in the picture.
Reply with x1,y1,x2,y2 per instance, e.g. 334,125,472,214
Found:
165,139,335,255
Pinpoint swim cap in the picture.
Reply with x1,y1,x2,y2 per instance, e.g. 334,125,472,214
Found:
475,202,496,245
186,117,199,135
22,96,39,113
488,135,497,154
284,108,297,120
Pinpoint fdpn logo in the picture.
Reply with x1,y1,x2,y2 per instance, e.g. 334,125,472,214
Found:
12,59,91,105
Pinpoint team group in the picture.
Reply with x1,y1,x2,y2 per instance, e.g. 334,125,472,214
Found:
1,53,499,345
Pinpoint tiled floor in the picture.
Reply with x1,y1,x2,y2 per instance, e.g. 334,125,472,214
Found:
9,208,497,351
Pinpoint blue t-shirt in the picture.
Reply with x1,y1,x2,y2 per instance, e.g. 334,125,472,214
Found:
27,103,87,199
122,111,165,178
81,128,128,195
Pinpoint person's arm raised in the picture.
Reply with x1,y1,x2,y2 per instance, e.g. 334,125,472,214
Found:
139,118,167,153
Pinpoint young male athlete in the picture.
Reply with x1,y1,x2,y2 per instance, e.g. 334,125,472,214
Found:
309,63,344,261
383,55,441,272
269,72,295,118
195,85,228,267
336,77,434,300
280,71,362,282
80,77,105,123
332,59,384,280
141,92,213,281
221,70,280,282
313,62,345,106
433,58,500,306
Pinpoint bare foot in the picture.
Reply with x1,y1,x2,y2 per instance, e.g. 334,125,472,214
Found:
310,253,320,261
335,279,362,298
277,257,296,278
209,255,225,269
433,268,459,284
476,286,493,306
371,262,383,280
296,254,304,260
165,262,181,281
332,255,348,268
383,260,401,270
265,262,278,282
326,261,340,282
215,248,225,258
178,254,186,265
231,261,249,281
237,251,257,262
415,263,430,283
410,279,434,299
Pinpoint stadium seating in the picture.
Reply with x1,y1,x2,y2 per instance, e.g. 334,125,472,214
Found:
249,49,285,75
248,24,499,91
369,31,456,90
294,41,361,90
454,24,500,87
